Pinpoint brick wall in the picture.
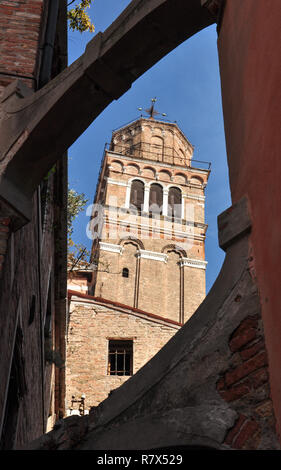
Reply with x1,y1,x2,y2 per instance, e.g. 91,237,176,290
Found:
217,313,276,449
65,295,180,411
0,0,44,96
0,0,68,449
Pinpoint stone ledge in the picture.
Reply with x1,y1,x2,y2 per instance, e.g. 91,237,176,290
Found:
218,196,251,251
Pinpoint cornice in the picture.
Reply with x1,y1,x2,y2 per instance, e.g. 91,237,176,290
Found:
98,243,207,268
179,257,208,270
106,151,210,175
136,249,168,263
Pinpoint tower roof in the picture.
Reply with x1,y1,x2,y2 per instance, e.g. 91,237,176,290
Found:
111,116,194,152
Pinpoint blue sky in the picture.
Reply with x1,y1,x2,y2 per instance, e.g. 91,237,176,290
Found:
67,0,232,294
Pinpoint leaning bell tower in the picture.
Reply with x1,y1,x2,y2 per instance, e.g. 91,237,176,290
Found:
88,101,210,324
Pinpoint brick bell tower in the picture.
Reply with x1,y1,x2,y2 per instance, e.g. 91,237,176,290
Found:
88,101,210,324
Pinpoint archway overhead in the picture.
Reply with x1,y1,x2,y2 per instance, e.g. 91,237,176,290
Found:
7,0,280,451
0,0,215,228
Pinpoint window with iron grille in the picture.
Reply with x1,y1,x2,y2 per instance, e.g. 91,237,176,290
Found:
107,340,133,376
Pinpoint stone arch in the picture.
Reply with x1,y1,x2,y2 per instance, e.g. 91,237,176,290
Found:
147,180,165,188
158,169,172,182
142,166,156,179
128,176,146,185
119,236,145,250
74,416,224,450
151,135,164,145
161,244,187,258
174,172,187,185
109,159,123,173
190,175,203,185
126,163,140,175
166,183,182,191
12,0,280,456
152,126,164,136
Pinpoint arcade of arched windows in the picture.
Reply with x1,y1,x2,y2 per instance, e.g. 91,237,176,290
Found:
107,161,205,220
126,178,185,219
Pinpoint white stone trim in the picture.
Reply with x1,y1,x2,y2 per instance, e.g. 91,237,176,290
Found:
183,194,205,202
162,188,168,217
181,196,185,219
127,176,147,185
136,249,168,262
143,185,150,213
125,183,131,209
105,216,205,241
189,167,209,175
147,180,166,188
107,177,129,187
166,183,183,190
99,242,123,254
179,257,208,270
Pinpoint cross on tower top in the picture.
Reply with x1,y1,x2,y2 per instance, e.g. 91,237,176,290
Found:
138,98,167,119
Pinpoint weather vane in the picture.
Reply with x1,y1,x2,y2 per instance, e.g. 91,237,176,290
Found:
138,98,167,119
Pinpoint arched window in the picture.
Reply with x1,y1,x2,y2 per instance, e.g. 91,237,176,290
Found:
168,187,182,219
149,183,163,214
122,268,129,278
151,136,164,161
178,148,185,164
130,180,144,211
125,138,133,155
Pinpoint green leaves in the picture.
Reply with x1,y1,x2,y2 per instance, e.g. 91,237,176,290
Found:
67,187,88,240
67,187,90,270
67,0,95,33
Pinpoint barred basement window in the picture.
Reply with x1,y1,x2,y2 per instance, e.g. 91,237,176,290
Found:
108,340,133,376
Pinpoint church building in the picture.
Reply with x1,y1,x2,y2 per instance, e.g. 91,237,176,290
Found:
66,104,210,414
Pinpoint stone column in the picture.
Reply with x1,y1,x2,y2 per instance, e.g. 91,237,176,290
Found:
162,189,168,217
143,185,150,213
